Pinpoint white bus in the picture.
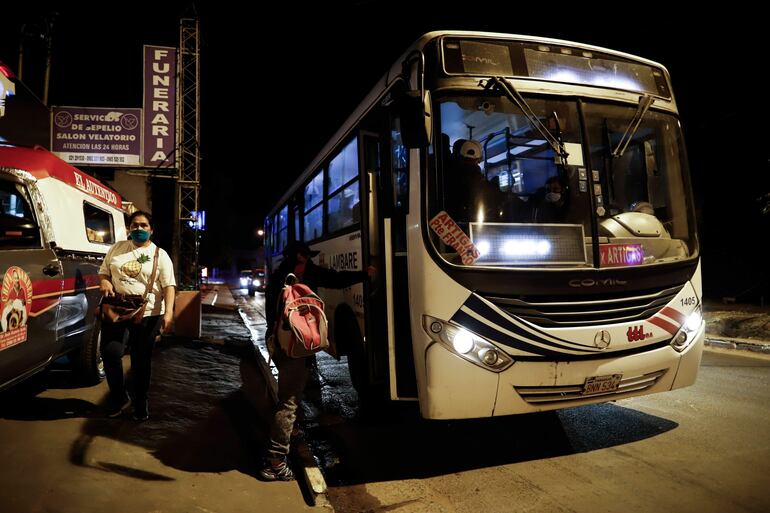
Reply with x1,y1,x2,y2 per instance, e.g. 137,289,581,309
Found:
264,31,703,420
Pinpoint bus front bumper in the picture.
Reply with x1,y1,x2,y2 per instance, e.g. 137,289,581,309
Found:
492,324,705,416
420,324,705,419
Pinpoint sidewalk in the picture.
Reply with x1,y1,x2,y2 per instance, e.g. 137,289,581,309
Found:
201,282,237,311
703,301,770,354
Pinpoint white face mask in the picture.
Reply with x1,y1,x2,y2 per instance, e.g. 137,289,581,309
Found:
545,192,562,203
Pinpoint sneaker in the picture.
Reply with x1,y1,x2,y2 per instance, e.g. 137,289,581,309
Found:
259,459,295,481
106,395,131,418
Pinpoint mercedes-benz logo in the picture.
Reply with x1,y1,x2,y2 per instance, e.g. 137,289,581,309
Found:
594,330,611,349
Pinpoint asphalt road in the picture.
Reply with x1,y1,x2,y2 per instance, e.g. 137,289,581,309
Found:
235,291,770,513
0,290,767,513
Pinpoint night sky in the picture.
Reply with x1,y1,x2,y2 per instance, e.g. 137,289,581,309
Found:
1,2,767,298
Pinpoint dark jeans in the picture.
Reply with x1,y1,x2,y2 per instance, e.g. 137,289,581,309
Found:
267,349,312,460
100,315,162,407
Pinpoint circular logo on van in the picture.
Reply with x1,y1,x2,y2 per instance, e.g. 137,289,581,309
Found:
0,267,33,345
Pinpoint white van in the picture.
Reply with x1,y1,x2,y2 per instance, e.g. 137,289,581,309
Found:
0,145,127,390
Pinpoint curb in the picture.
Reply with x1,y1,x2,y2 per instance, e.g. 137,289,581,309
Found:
235,308,331,509
704,334,770,355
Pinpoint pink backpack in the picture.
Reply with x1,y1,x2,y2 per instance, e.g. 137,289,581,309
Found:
275,273,329,358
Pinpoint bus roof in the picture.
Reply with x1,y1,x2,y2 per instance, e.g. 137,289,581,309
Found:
0,145,123,210
267,31,671,217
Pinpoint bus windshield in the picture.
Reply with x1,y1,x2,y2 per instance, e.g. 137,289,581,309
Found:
429,94,696,269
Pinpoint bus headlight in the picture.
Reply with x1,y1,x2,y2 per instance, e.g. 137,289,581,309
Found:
684,307,702,332
423,315,513,372
451,329,475,354
252,279,261,287
670,305,702,352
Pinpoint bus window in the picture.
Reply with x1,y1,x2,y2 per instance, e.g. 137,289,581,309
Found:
432,95,590,266
277,205,288,254
328,182,360,232
392,118,409,212
328,139,360,233
293,205,300,241
305,170,323,210
304,206,322,241
584,102,694,264
304,170,324,241
328,139,358,193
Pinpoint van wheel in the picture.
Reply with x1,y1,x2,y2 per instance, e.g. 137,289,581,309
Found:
248,289,255,297
78,320,106,385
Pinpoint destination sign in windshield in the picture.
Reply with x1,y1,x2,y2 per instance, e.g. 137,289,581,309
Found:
442,38,671,98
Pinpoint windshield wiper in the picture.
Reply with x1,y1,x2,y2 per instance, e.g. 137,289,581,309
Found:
611,95,654,158
481,77,568,164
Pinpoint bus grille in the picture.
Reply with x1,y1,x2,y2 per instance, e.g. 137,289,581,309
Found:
515,369,667,404
483,284,684,328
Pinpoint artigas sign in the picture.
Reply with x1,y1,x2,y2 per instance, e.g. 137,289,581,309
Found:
143,45,176,169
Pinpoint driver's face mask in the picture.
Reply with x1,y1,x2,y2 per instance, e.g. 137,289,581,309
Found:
545,192,562,203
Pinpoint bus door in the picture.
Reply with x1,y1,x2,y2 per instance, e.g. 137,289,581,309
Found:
361,127,417,401
0,176,62,388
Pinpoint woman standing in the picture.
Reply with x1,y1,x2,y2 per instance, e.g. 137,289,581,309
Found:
98,210,176,420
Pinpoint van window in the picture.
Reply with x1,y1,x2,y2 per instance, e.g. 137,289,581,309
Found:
0,180,41,248
83,203,115,244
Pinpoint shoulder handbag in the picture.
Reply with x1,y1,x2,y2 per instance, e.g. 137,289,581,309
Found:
98,246,160,324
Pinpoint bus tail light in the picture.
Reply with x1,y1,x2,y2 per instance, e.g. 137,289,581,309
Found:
423,315,513,372
670,306,702,352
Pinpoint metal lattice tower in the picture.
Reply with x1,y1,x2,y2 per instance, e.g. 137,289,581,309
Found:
174,17,201,289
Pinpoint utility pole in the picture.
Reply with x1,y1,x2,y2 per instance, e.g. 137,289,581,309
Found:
17,24,26,81
42,13,57,106
174,17,201,290
16,12,57,105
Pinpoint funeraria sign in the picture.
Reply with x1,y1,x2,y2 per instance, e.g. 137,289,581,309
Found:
143,45,176,168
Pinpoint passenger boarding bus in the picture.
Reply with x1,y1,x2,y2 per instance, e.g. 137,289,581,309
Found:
264,32,703,420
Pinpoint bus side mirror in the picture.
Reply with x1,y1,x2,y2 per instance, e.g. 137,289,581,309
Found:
399,90,432,149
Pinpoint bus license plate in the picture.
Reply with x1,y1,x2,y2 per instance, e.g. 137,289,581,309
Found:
583,374,623,395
